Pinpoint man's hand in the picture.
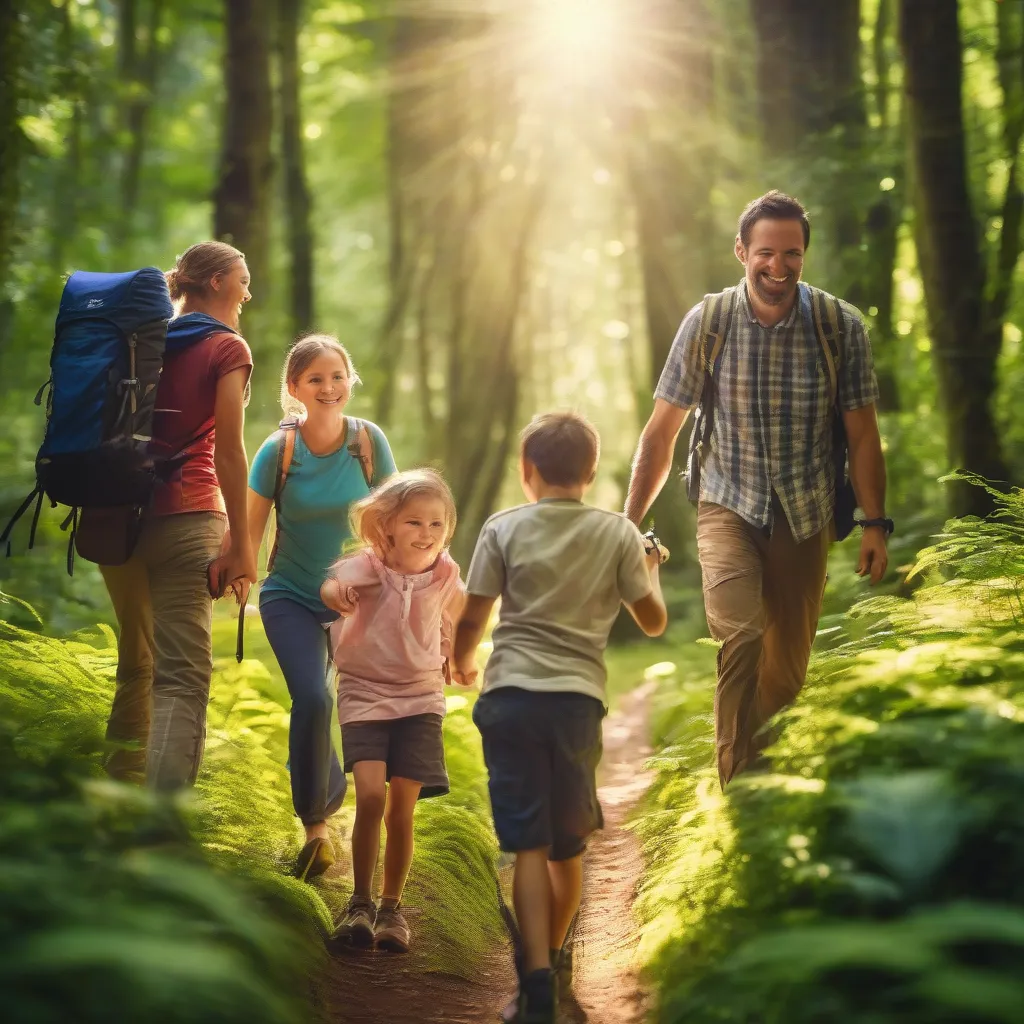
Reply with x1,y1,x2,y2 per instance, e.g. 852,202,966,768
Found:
856,527,888,585
643,536,670,569
208,542,257,600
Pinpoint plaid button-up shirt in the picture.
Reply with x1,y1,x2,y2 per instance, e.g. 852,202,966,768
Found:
655,280,879,542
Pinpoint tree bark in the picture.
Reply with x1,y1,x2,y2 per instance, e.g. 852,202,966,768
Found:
382,10,540,565
750,2,879,302
750,0,864,150
214,0,273,298
862,0,901,411
276,0,314,336
117,0,166,237
620,0,721,564
899,0,1012,518
0,0,23,288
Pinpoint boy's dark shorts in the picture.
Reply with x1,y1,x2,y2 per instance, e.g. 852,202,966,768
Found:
473,687,605,861
341,712,449,799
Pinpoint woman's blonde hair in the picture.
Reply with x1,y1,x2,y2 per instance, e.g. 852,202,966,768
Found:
350,469,457,555
165,241,244,303
280,334,361,417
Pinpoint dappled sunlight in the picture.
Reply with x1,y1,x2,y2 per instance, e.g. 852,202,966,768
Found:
443,692,469,712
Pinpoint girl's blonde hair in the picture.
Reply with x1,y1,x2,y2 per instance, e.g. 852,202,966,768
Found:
165,241,244,303
280,334,361,417
350,469,457,554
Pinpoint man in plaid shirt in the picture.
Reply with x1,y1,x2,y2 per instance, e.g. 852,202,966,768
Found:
625,191,889,787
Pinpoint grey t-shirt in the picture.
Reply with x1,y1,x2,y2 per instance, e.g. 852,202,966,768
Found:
465,498,653,706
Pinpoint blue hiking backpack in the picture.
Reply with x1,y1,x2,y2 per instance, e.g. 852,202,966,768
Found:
1,268,235,573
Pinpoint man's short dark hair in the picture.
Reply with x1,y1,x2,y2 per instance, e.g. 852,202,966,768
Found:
520,411,600,488
738,190,811,249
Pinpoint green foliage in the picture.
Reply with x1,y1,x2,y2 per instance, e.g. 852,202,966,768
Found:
0,618,318,1024
638,482,1024,1023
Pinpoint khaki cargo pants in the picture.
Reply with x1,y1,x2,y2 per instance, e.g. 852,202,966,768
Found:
696,499,829,788
100,512,225,789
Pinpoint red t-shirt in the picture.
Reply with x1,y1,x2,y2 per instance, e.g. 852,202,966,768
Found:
149,331,253,517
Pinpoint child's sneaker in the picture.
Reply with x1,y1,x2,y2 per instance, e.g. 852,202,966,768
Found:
373,900,412,953
330,894,376,949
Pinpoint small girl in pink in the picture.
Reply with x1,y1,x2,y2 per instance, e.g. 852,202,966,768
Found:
321,468,466,955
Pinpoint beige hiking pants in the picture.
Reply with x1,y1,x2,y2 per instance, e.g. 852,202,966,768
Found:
696,499,830,788
100,512,225,789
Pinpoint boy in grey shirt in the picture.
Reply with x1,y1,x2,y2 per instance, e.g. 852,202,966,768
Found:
454,411,667,1024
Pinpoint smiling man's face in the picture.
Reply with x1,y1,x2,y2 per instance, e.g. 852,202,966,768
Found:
736,217,805,311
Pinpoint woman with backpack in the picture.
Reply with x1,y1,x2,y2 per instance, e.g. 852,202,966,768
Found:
243,335,397,880
101,240,257,789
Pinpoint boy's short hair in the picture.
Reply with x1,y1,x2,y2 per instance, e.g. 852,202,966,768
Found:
520,411,600,487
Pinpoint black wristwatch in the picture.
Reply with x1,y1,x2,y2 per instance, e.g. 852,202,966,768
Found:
856,516,894,536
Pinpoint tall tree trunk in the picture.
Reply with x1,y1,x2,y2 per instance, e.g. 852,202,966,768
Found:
48,1,81,272
375,14,433,427
117,0,166,239
214,0,273,300
751,0,863,146
862,0,901,411
899,0,1014,518
750,2,879,301
50,0,83,272
383,11,541,564
276,0,314,337
0,0,23,290
620,0,721,564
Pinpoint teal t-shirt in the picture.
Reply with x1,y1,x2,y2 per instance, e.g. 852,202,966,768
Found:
249,421,397,612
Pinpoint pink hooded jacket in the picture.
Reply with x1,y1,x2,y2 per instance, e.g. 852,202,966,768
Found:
327,548,464,724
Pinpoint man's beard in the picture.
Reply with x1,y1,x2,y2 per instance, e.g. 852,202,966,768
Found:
751,271,797,307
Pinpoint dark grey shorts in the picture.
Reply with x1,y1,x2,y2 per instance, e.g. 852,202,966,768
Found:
473,688,605,861
341,712,449,799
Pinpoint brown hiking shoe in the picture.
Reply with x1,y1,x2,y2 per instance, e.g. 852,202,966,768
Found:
374,903,411,953
329,895,376,950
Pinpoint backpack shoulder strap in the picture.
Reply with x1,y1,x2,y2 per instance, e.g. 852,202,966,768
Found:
267,418,299,575
274,417,300,501
689,287,737,468
806,284,844,406
345,416,375,488
699,286,736,377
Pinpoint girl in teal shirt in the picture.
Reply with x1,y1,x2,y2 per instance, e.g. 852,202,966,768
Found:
244,335,396,880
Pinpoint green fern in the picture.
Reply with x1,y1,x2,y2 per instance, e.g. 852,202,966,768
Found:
639,478,1024,1023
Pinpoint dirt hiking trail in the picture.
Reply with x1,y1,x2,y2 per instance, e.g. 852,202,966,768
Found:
320,681,657,1024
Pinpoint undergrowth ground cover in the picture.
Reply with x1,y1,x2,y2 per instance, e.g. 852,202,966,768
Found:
0,593,507,1021
636,481,1024,1023
6,479,1007,1023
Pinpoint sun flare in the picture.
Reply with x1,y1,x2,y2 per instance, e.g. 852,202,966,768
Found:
530,0,624,77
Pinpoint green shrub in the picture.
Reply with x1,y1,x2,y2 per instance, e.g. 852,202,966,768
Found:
0,618,319,1024
639,481,1024,1023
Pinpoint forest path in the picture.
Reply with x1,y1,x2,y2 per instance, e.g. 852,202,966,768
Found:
571,680,656,1024
319,681,657,1024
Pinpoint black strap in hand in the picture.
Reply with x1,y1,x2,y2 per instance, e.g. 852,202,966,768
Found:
236,590,247,663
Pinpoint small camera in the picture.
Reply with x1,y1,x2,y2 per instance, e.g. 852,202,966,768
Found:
642,528,670,565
